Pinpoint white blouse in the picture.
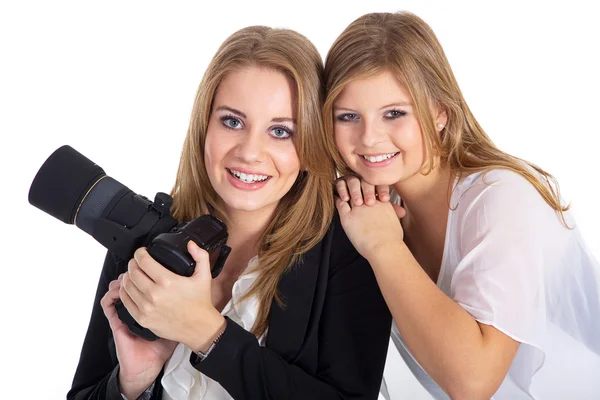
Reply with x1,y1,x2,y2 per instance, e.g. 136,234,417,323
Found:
161,256,266,400
381,169,600,399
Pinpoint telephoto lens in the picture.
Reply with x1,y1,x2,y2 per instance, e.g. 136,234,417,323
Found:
28,145,180,258
29,145,231,340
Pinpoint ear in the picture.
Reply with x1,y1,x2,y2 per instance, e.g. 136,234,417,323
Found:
434,106,448,132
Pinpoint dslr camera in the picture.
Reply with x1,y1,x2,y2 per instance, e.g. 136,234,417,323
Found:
28,145,231,341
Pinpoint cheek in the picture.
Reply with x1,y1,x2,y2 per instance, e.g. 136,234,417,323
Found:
393,120,427,170
203,136,217,174
391,119,423,151
333,132,355,168
272,144,300,178
204,128,232,169
334,126,354,155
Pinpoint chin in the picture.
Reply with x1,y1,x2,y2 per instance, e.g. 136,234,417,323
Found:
222,199,263,212
356,170,401,186
365,177,400,186
220,194,274,213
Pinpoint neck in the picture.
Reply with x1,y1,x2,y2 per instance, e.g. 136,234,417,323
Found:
218,204,275,274
392,164,454,221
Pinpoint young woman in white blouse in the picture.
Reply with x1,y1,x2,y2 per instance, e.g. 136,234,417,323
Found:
323,11,600,400
67,25,391,400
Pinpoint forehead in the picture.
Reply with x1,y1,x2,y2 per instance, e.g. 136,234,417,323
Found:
335,70,411,107
214,66,297,118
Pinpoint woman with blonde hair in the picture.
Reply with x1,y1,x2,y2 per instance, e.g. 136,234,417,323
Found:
67,25,391,400
324,11,600,400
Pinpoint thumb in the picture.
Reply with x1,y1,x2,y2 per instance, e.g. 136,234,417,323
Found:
391,203,406,219
187,240,212,281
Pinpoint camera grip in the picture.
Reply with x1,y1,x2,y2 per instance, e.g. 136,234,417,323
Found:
114,300,159,341
115,215,230,340
148,242,196,277
112,244,194,341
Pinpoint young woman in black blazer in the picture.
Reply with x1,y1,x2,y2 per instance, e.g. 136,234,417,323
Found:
67,25,391,400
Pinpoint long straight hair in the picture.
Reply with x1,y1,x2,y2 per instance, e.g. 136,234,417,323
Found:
324,12,569,224
171,26,335,336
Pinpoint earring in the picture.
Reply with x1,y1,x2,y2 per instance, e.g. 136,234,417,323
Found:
437,123,445,130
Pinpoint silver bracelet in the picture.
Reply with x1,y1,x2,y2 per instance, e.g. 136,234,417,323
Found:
194,328,226,362
120,381,155,400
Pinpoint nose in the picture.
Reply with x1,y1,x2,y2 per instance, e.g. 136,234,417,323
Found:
359,119,384,148
234,129,265,164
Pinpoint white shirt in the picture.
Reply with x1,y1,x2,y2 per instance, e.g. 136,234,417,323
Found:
161,256,267,400
381,169,600,399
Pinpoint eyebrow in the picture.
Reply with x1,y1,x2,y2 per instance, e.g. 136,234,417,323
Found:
333,102,412,111
215,105,246,118
272,117,296,124
215,105,296,124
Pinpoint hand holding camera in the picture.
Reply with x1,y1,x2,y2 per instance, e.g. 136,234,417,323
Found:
100,273,177,399
29,145,232,341
119,242,226,349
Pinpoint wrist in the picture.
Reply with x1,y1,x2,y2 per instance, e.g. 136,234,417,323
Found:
118,371,154,400
120,380,155,400
187,311,227,353
367,240,410,266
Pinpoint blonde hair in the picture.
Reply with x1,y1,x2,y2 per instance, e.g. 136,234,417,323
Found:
171,26,335,336
324,12,569,224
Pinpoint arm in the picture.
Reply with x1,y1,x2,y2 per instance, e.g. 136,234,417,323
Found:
369,244,519,400
67,252,128,400
68,252,168,400
337,172,553,399
193,220,392,400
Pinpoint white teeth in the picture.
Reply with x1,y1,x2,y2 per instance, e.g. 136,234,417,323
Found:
228,169,269,183
362,152,398,163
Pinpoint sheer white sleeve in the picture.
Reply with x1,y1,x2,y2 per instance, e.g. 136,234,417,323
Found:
450,170,569,378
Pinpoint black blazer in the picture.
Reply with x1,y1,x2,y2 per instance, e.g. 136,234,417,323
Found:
67,215,392,399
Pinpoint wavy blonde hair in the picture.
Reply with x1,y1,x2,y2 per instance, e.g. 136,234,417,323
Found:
170,26,335,336
324,12,569,224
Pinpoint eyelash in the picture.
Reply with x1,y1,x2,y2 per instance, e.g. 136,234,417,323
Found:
384,109,407,119
335,109,407,122
220,114,243,130
270,125,294,140
219,114,294,140
336,113,359,122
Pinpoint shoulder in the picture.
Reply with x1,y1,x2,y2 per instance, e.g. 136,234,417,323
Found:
456,169,540,203
327,211,372,277
287,212,376,294
451,169,571,253
301,212,369,276
453,169,559,222
329,211,355,251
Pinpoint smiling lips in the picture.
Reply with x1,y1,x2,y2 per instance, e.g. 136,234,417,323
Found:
227,168,270,183
226,167,272,190
359,151,399,167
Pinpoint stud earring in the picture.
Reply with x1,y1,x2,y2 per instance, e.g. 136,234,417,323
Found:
437,123,445,130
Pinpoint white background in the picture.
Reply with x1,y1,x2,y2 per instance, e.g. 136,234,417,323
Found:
1,1,599,399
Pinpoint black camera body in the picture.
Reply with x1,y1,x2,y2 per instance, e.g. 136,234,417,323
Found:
150,215,231,278
29,145,231,341
116,212,231,341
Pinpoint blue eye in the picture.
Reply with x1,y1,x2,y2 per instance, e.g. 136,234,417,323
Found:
270,126,292,140
336,113,359,122
384,109,407,119
221,115,243,129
